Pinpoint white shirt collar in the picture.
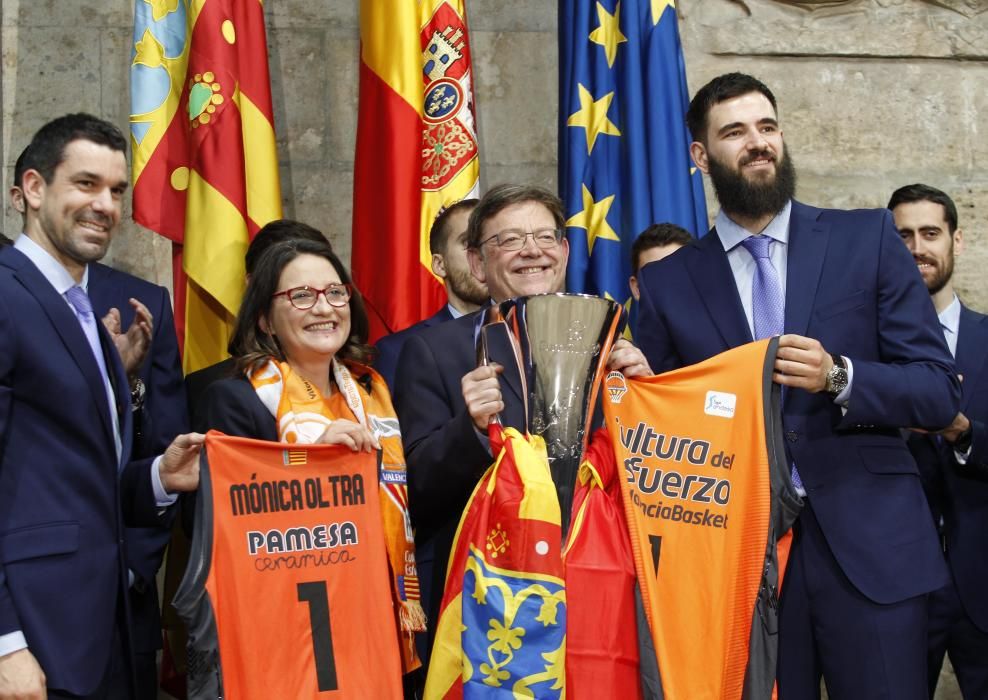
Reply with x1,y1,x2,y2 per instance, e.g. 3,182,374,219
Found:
716,200,793,252
13,233,90,295
448,303,466,320
938,294,961,337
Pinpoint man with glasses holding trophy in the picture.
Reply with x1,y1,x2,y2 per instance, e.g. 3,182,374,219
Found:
394,183,651,673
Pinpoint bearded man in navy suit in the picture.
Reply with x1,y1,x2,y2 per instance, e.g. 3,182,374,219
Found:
890,183,988,699
637,74,960,699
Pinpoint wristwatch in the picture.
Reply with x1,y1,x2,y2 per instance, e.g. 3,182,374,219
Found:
130,377,146,412
825,354,848,397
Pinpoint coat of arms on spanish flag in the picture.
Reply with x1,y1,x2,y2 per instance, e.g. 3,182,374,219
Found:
425,427,566,699
353,0,480,341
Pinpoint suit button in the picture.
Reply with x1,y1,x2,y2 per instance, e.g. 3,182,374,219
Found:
786,430,798,443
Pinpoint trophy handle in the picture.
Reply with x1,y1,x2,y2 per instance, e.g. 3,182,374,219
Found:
475,303,529,430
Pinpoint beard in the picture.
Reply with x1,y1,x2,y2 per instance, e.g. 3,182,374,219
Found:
446,265,489,306
917,248,954,296
707,146,797,223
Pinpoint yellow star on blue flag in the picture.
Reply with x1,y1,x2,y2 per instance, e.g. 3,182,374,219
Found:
560,0,708,332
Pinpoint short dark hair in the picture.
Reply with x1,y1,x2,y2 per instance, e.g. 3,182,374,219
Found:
466,184,565,250
686,73,778,145
21,113,127,183
245,219,329,275
429,199,478,256
230,239,372,373
887,184,959,233
631,223,693,272
13,145,30,188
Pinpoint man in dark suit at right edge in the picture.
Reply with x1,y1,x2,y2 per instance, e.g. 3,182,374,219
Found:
637,73,959,698
890,183,988,699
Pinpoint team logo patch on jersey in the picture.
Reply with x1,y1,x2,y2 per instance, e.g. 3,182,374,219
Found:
605,371,628,404
704,391,737,418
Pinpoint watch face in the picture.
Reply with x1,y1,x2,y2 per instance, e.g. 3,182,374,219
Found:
828,366,848,394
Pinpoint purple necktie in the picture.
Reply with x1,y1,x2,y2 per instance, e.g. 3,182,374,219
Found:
740,236,804,491
740,235,783,339
66,285,121,462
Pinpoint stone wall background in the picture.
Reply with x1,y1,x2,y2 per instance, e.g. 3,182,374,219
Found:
0,1,979,697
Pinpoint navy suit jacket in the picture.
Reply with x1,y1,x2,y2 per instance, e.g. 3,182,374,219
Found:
374,306,454,390
193,376,278,440
638,201,960,604
185,357,237,425
909,304,988,632
394,311,526,653
0,247,166,695
89,262,188,655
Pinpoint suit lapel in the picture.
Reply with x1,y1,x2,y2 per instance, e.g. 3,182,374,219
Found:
784,201,830,337
485,320,525,406
99,319,132,466
89,263,135,466
8,252,118,448
471,307,526,414
956,306,988,412
686,229,752,348
87,263,113,316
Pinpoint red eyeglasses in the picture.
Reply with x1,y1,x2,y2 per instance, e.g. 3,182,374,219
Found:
271,284,352,310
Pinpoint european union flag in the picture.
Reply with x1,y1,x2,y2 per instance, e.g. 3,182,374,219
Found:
560,0,708,315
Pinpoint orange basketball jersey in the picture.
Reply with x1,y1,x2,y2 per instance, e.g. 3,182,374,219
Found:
174,432,404,699
603,339,801,700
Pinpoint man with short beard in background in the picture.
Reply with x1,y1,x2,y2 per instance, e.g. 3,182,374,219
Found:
891,183,988,699
637,73,959,699
374,198,487,390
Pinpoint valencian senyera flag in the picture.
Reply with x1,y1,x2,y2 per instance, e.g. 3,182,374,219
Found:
353,0,480,341
425,426,643,699
559,0,707,327
130,0,282,372
425,427,566,699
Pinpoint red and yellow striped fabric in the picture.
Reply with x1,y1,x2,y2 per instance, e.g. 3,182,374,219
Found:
130,0,282,372
353,0,480,340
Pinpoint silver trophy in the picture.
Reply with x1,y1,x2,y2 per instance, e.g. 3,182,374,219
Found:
477,293,623,535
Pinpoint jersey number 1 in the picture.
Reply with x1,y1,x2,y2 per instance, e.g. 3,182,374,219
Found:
297,581,339,691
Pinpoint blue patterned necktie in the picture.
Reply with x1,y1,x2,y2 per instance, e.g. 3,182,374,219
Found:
740,235,804,491
740,235,783,339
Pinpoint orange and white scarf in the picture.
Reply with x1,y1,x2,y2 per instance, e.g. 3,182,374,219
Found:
249,358,426,671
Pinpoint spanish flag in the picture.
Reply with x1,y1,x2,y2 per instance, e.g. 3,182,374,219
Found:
564,429,642,699
353,0,480,341
130,0,282,372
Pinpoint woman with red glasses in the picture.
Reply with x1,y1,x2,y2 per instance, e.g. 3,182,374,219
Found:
188,229,423,697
